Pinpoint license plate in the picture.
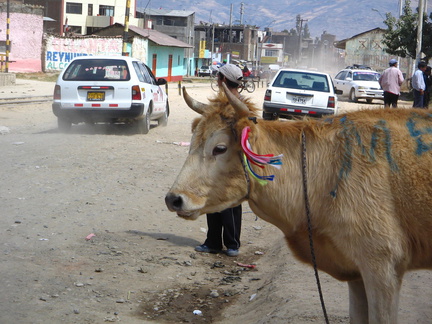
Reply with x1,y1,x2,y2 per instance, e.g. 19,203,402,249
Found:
87,91,105,101
292,96,306,104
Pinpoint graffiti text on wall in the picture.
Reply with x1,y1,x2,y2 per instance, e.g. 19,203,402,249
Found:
46,52,91,70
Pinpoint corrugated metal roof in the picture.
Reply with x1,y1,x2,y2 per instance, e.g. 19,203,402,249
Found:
128,25,193,48
139,8,195,17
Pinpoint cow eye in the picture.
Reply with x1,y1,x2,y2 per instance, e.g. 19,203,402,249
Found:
212,145,227,156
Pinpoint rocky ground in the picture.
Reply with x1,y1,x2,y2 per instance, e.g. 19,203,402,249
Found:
0,78,431,324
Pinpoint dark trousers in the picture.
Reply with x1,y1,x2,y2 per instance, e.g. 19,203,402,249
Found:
383,91,399,108
204,205,242,250
413,89,424,108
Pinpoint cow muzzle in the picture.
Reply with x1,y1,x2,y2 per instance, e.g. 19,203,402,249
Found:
165,193,200,220
165,192,183,212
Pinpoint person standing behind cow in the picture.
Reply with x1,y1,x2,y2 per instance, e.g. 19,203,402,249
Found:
379,59,404,108
195,64,244,257
423,65,432,108
412,61,428,108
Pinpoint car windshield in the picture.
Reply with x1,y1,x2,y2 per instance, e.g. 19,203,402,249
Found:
201,66,209,69
352,72,380,81
63,59,130,81
273,71,330,92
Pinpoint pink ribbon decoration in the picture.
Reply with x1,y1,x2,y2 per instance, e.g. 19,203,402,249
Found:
240,126,283,185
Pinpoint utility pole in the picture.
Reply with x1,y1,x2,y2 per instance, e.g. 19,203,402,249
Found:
211,24,215,62
297,16,307,64
229,4,233,43
6,0,10,72
413,0,424,74
122,0,131,56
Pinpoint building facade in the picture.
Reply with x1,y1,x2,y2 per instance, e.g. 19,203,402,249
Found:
194,23,259,67
335,28,410,74
0,2,44,72
24,0,142,35
137,9,195,76
93,23,192,81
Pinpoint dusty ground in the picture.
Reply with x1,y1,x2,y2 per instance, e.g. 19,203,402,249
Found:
0,79,431,324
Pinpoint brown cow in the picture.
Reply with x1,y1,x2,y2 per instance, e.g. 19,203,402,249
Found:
165,84,432,324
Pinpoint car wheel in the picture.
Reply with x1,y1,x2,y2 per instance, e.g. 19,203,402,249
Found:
366,99,373,104
58,117,72,132
349,89,358,103
136,109,150,134
158,102,169,127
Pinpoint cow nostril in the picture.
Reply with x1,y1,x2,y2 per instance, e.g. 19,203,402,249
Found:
165,193,183,211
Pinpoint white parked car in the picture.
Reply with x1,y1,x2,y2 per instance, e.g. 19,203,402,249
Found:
198,65,212,77
52,56,169,133
262,68,341,120
333,66,383,103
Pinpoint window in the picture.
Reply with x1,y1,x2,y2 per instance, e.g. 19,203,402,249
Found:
335,71,347,80
264,49,278,57
68,26,82,34
63,59,130,81
88,4,93,16
155,16,187,27
99,5,114,16
0,40,9,53
66,2,82,14
274,71,329,92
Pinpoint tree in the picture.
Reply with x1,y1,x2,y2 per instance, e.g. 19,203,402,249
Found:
303,23,310,39
296,14,301,35
383,0,432,62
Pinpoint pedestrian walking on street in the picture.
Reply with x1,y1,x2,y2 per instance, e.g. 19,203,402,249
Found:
423,66,431,108
412,61,428,108
379,59,404,108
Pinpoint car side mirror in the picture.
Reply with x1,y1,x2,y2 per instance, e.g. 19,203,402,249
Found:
157,78,167,86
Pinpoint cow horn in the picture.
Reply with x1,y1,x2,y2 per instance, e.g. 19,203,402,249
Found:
182,86,208,115
221,83,250,116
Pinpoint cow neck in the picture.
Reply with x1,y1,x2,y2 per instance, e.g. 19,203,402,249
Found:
301,130,329,324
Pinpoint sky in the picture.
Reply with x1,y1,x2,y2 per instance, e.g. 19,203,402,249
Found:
136,0,431,40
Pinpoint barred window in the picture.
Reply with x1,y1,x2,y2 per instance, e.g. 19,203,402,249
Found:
99,5,115,16
66,2,82,14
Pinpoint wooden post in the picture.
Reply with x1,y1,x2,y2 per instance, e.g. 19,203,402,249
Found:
6,0,10,72
122,0,130,56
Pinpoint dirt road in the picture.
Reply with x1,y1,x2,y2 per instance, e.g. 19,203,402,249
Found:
0,79,430,323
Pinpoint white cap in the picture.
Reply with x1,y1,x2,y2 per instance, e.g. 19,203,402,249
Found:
218,64,243,85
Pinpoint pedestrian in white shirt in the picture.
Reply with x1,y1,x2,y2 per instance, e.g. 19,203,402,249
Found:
379,59,404,108
412,61,427,108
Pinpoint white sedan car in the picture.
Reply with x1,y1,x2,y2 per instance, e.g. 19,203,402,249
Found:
333,67,384,103
262,68,342,120
52,56,169,133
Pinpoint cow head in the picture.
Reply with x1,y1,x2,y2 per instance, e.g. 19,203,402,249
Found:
165,84,259,220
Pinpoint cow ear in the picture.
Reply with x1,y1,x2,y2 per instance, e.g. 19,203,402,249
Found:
221,83,250,117
183,86,209,114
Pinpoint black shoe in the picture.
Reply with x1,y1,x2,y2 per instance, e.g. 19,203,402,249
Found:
225,249,239,257
195,244,220,253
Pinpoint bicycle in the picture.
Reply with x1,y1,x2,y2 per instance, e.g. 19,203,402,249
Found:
211,78,255,93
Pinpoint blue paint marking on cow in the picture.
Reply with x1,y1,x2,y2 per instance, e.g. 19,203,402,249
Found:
406,113,432,156
331,117,398,198
373,120,398,171
331,116,354,197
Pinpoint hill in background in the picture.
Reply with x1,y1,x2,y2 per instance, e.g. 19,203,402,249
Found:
138,0,432,40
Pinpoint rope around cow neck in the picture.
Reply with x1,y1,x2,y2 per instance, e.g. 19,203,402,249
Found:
301,131,330,324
